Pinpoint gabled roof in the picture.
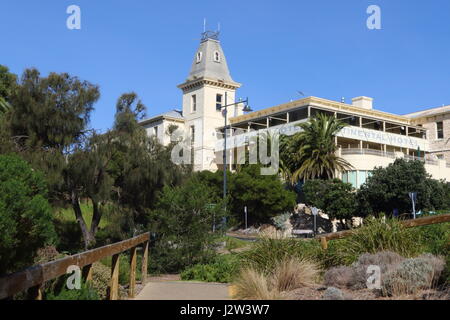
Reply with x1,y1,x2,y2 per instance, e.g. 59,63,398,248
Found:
139,109,184,126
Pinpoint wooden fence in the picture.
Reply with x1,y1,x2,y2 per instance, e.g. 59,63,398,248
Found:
0,232,150,300
315,213,450,249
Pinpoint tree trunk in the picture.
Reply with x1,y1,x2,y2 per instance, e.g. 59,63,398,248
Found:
71,191,95,249
90,200,102,237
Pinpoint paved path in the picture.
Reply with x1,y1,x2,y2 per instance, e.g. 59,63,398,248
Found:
135,281,231,300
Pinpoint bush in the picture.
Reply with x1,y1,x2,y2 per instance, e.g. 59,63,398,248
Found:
148,177,226,274
239,237,322,274
46,281,99,300
101,254,142,286
303,179,357,222
232,268,281,300
0,154,56,274
335,218,423,265
324,251,404,290
271,258,319,291
181,255,239,283
356,159,450,216
381,255,444,296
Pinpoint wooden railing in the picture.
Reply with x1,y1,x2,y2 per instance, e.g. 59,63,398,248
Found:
0,232,150,300
315,213,450,249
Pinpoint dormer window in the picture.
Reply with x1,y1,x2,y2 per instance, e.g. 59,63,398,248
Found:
196,52,202,63
213,51,221,62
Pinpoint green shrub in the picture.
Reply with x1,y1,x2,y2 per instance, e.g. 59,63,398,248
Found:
417,222,449,256
148,177,226,274
181,255,239,283
239,237,322,274
46,281,99,300
221,236,249,252
0,154,57,274
335,218,423,265
101,254,142,286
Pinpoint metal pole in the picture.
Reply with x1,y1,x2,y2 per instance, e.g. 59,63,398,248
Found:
223,92,228,202
244,206,248,229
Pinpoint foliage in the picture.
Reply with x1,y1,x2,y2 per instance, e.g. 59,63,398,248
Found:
0,65,16,115
232,257,319,300
0,154,56,274
180,255,239,283
239,237,322,274
109,93,189,235
303,178,357,222
280,114,353,183
229,165,296,224
46,281,100,300
333,218,423,265
232,268,281,300
381,255,445,296
148,177,227,274
324,251,404,289
271,258,319,291
101,254,142,286
356,159,450,216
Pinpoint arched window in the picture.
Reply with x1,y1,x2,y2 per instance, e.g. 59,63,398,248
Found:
196,51,202,63
213,51,221,62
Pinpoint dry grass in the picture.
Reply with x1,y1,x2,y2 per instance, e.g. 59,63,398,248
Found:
232,258,320,300
271,258,319,292
232,268,281,300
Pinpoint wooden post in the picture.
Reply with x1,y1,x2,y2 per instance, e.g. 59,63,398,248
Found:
27,284,43,300
109,254,120,300
320,237,328,250
128,246,137,298
82,264,93,283
141,241,149,284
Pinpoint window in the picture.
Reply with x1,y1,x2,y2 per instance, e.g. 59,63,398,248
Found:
437,154,445,160
342,170,372,189
190,125,195,143
196,51,202,63
153,126,158,137
191,95,197,112
216,94,223,111
213,51,221,62
436,121,444,139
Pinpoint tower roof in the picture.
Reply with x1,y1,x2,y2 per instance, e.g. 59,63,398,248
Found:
184,31,238,85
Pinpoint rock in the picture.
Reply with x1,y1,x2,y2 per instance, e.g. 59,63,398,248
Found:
322,287,345,300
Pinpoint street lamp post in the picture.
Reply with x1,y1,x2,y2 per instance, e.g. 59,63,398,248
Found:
220,92,252,204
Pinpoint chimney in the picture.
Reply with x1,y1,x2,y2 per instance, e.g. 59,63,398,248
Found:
352,96,373,110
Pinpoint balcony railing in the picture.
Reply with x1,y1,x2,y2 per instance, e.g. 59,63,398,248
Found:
340,148,396,159
341,148,446,167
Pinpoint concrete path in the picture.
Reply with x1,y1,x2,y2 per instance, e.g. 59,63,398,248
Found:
135,281,231,300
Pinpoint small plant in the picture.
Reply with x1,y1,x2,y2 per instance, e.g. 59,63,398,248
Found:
46,281,99,300
381,255,445,296
239,237,322,274
232,268,280,300
336,217,423,265
324,251,405,290
180,255,239,283
271,258,319,292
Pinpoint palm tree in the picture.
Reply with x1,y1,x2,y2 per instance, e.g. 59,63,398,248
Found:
281,113,353,183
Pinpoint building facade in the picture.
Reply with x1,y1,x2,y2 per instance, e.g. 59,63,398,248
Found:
140,32,450,187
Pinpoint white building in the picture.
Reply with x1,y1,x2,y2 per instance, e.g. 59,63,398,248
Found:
140,32,450,187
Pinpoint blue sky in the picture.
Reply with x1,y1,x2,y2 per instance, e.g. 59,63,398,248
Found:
1,0,450,132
